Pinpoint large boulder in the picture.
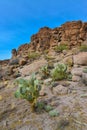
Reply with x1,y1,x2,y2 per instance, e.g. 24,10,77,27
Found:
19,58,27,66
53,85,68,95
9,58,19,65
71,67,83,76
62,55,73,66
1,67,14,80
19,58,47,76
73,52,87,65
72,75,81,82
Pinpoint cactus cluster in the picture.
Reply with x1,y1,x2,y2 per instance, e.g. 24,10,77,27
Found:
51,63,67,81
49,110,59,117
14,63,68,112
15,74,41,111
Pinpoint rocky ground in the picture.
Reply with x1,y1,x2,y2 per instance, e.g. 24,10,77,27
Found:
0,21,87,130
0,48,87,130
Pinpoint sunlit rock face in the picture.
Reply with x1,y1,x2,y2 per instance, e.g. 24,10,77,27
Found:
17,21,87,56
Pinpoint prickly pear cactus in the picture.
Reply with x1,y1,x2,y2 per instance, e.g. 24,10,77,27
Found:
15,74,41,111
51,63,67,81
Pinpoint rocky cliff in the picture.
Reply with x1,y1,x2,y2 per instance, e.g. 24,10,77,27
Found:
17,20,87,56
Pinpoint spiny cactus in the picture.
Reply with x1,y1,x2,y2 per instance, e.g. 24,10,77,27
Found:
51,63,67,81
49,110,59,117
40,65,50,79
15,74,41,111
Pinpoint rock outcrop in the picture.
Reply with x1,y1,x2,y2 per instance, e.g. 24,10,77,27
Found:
11,49,17,58
0,20,87,80
17,21,87,56
73,52,87,65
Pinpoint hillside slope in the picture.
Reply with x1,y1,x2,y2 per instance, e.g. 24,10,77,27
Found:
0,21,87,130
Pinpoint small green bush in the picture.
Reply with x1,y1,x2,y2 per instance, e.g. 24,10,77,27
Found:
35,102,54,113
49,110,59,117
51,63,67,81
80,45,87,52
44,105,53,112
54,44,68,52
35,101,46,113
14,74,41,111
44,49,49,54
28,52,40,60
67,73,72,81
44,55,55,61
40,65,50,79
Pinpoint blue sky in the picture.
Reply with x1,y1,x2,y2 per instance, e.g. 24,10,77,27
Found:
0,0,87,60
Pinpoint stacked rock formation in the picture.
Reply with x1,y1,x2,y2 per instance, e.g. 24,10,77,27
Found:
17,21,87,56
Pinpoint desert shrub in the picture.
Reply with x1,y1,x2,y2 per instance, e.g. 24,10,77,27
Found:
35,101,46,113
40,65,50,79
51,63,67,81
54,44,68,52
28,52,40,60
44,55,55,61
35,102,56,114
67,73,72,81
14,74,41,111
44,105,53,112
49,110,59,117
80,45,87,52
35,102,54,113
44,49,49,54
